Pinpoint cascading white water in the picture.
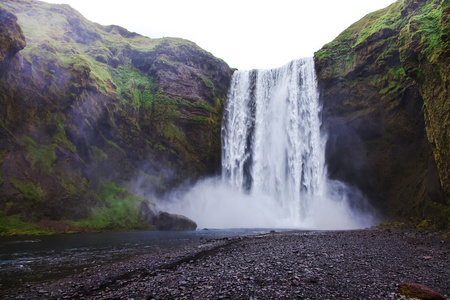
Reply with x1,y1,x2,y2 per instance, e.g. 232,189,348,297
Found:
222,58,325,222
160,58,376,229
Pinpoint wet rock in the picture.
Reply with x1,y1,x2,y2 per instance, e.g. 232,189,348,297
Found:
138,202,157,224
3,229,450,299
398,282,445,300
0,6,26,70
154,211,197,231
314,0,449,223
138,202,197,231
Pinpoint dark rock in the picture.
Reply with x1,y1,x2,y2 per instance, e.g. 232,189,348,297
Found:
314,0,449,223
154,211,197,231
398,282,445,300
138,202,157,224
398,1,450,200
138,201,196,231
3,229,450,299
0,6,26,72
0,0,232,232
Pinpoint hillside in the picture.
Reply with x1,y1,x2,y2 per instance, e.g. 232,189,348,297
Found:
0,0,232,234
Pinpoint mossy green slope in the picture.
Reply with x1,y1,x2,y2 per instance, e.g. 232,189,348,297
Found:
0,0,232,234
315,0,449,226
398,0,450,203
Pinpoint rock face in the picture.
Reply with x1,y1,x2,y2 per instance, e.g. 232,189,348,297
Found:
0,0,232,233
315,0,449,224
0,6,25,71
138,202,197,231
398,0,450,201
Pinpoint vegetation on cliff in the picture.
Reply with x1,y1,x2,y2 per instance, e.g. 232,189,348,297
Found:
315,0,449,226
0,0,232,234
398,0,450,201
1,0,448,234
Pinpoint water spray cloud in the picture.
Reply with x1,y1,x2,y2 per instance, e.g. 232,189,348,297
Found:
159,58,378,230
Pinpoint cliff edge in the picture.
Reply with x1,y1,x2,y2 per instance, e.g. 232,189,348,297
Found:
315,0,449,225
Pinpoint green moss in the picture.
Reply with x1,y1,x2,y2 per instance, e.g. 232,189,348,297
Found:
315,0,434,76
52,115,76,153
112,66,159,108
68,182,151,230
152,95,186,121
10,179,46,203
104,138,126,156
314,0,450,226
397,0,450,201
157,122,186,144
379,81,399,95
354,1,404,47
68,207,110,230
315,28,357,75
22,136,56,174
0,213,50,236
154,143,168,152
89,146,108,162
416,219,437,230
1,0,230,233
407,2,444,60
191,116,209,123
202,76,215,93
194,101,213,111
389,66,406,79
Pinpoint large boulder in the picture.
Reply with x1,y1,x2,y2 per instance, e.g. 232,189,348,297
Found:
398,282,445,300
138,202,197,231
154,212,197,231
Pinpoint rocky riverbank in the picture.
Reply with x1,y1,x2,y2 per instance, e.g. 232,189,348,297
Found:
2,228,449,299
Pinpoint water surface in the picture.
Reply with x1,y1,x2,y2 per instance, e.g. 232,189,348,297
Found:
0,228,278,289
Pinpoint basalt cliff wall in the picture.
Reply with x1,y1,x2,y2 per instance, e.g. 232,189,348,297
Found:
0,0,232,233
315,0,449,225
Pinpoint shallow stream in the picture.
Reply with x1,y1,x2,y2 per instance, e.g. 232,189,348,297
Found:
0,228,278,290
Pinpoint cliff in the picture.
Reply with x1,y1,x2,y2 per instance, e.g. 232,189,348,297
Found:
1,0,448,234
315,0,449,225
0,0,232,234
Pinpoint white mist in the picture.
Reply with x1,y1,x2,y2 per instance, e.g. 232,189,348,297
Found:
159,58,376,230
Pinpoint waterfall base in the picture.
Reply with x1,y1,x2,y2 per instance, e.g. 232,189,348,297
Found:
159,58,378,229
158,177,377,229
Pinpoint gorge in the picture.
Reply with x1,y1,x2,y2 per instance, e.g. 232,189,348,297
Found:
0,0,449,234
162,58,375,229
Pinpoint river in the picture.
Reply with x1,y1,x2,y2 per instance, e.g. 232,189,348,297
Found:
0,228,278,290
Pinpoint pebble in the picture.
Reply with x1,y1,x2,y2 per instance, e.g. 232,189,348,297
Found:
2,228,450,299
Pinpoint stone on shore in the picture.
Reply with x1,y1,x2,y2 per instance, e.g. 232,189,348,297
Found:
155,212,197,231
138,202,197,231
398,282,445,300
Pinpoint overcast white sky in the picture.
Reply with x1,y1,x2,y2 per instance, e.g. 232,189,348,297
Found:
41,0,395,70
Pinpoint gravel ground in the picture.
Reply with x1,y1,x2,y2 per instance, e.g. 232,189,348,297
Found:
2,228,449,299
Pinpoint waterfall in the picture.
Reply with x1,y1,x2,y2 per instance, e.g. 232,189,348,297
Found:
222,58,325,222
160,58,376,229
